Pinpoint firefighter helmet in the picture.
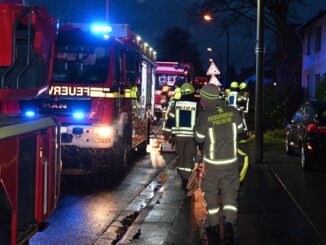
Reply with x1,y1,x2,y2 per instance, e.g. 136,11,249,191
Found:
230,81,239,89
200,83,220,100
161,85,170,93
239,82,247,90
181,83,195,95
173,86,182,100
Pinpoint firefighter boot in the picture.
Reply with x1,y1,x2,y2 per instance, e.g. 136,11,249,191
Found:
205,225,220,243
224,222,235,244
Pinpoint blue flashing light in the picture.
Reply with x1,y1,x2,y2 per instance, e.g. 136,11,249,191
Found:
73,111,85,120
25,110,36,117
103,34,110,40
91,24,112,34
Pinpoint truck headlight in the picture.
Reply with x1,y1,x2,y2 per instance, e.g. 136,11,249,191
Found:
94,127,115,138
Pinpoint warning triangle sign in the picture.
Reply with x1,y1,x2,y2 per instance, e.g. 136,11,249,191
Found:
209,75,221,86
206,61,220,75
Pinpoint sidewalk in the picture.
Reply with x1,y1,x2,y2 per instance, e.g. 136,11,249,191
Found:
130,143,323,245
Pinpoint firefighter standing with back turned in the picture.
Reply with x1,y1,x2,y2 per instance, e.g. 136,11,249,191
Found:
194,83,244,244
164,82,199,185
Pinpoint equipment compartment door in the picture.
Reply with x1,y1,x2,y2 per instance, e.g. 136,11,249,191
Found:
17,136,37,234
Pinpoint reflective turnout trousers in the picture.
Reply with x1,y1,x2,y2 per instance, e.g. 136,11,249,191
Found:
175,136,196,181
202,163,240,226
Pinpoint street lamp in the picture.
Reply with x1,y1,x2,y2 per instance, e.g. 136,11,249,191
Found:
203,13,230,86
207,47,223,74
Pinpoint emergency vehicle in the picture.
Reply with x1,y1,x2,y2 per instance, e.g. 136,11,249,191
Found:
39,23,157,175
0,3,61,244
154,61,192,120
0,1,57,114
0,115,61,245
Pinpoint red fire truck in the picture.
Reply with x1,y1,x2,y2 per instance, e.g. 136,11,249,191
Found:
0,115,61,245
154,61,192,121
0,2,57,113
36,23,157,175
0,3,61,244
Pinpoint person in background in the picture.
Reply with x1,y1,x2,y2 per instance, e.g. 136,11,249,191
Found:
226,81,239,107
194,83,244,244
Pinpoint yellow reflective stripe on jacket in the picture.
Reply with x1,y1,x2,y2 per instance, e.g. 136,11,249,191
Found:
232,123,237,156
238,122,244,131
176,134,195,137
177,167,193,172
223,205,238,212
208,207,219,215
203,156,237,165
195,131,205,139
169,112,175,118
208,127,216,160
191,109,196,128
173,130,194,135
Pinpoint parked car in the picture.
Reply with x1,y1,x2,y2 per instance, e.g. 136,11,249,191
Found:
285,100,326,169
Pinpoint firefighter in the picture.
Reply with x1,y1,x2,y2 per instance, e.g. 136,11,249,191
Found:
131,84,138,98
194,83,244,243
161,85,181,138
227,81,239,107
173,85,182,101
238,82,249,113
165,82,199,184
160,85,171,120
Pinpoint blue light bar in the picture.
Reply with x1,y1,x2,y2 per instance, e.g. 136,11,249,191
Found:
91,25,112,33
25,110,36,117
73,111,85,120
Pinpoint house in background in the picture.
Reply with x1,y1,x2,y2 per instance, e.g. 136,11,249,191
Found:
297,10,326,100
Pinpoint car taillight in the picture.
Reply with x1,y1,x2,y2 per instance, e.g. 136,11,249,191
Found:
306,123,326,133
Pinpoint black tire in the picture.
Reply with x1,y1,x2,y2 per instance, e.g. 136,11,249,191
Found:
300,144,312,170
111,124,132,170
137,140,148,155
0,186,11,245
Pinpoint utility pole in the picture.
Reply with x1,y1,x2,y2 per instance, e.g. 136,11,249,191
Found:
255,0,264,164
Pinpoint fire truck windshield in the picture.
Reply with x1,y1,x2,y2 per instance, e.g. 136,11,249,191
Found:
156,74,186,89
52,43,111,84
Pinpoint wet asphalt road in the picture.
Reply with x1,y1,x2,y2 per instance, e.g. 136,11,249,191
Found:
29,142,326,245
265,147,326,244
30,142,173,245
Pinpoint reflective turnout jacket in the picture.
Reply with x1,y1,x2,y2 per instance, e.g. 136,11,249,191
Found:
164,95,199,137
194,101,244,169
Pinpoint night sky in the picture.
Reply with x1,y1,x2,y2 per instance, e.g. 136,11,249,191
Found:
27,0,325,74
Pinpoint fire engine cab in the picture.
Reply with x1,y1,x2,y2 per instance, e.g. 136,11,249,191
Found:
154,61,192,121
39,23,157,175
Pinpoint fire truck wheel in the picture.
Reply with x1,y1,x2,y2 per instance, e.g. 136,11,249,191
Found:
113,138,129,171
0,186,12,244
122,124,132,164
